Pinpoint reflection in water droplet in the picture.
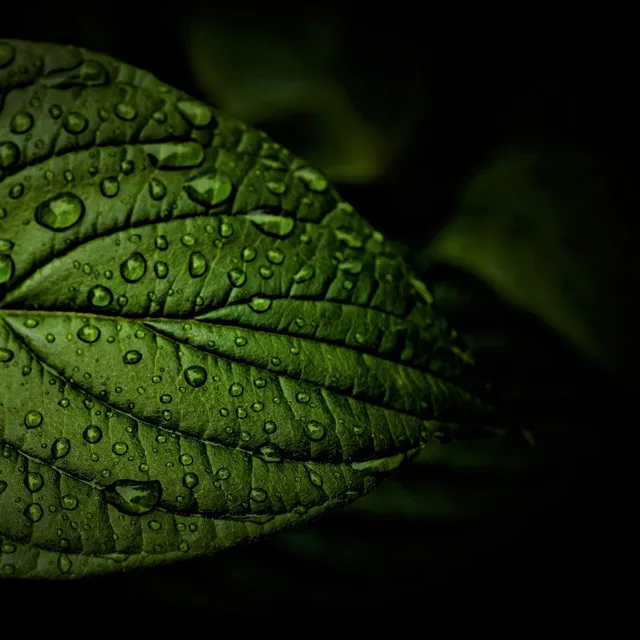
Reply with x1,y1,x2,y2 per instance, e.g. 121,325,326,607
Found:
77,324,100,343
123,350,142,364
188,252,208,278
83,425,103,443
52,437,71,459
35,192,85,231
246,210,295,238
120,252,147,283
184,365,207,388
88,284,113,307
249,296,272,313
146,141,205,169
183,172,232,206
176,100,213,127
24,410,43,428
304,420,326,441
293,265,315,283
227,268,247,287
104,479,162,515
0,254,15,284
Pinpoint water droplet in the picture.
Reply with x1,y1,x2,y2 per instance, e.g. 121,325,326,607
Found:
154,261,169,279
155,236,169,251
267,249,285,265
88,284,113,307
304,420,326,441
335,227,364,249
296,391,310,403
176,100,213,127
60,494,78,510
0,348,14,363
145,141,205,169
246,210,295,238
250,488,267,502
0,480,7,495
235,336,248,347
120,160,135,175
41,60,109,87
115,103,137,120
162,409,172,420
24,503,43,522
10,112,34,134
258,443,281,462
25,472,44,492
183,472,199,488
160,394,172,404
351,451,406,473
227,268,247,287
259,266,273,279
219,221,234,238
266,180,286,194
0,255,14,284
0,42,16,67
0,239,13,252
339,260,363,275
104,479,162,515
77,324,100,343
0,141,19,170
294,167,328,192
181,234,195,246
184,365,207,388
121,350,142,367
100,177,119,197
35,192,85,231
229,383,244,397
112,442,128,456
52,437,71,458
183,172,232,206
83,425,102,444
179,454,194,466
307,469,323,487
241,247,257,262
254,378,267,389
263,421,277,434
120,252,147,282
57,554,72,574
149,178,167,200
24,410,43,428
249,296,272,313
216,468,230,480
188,252,208,278
64,112,88,134
293,265,315,283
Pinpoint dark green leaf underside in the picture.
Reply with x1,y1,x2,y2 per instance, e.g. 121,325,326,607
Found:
0,39,487,578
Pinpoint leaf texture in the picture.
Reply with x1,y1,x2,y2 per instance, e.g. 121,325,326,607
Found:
0,39,488,578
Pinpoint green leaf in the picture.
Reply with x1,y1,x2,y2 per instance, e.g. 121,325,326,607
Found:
0,39,489,579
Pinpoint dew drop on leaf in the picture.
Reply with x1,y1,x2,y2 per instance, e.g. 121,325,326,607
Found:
249,296,272,313
24,410,43,428
0,348,14,363
112,442,128,456
188,251,208,278
52,437,71,459
229,383,244,397
149,178,167,200
250,488,267,502
227,268,247,287
24,472,44,492
100,177,120,198
304,420,326,441
123,350,142,364
24,503,43,522
0,255,15,284
88,284,113,307
154,262,169,279
10,112,34,134
183,172,232,206
64,112,88,134
60,494,78,510
145,141,205,169
0,141,19,170
104,479,162,516
83,425,103,444
246,210,295,238
77,324,100,343
241,247,257,262
182,472,199,489
120,252,147,283
176,100,213,127
294,167,328,192
293,265,315,283
184,365,207,388
34,192,85,231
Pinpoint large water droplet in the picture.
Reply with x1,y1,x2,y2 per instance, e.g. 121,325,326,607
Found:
24,472,44,492
176,100,213,127
100,177,120,197
24,503,43,522
182,472,199,489
24,410,43,428
0,255,14,284
184,365,207,388
229,383,244,397
294,167,328,192
304,420,326,441
52,437,71,459
0,141,19,170
227,268,247,287
10,112,34,134
88,284,113,307
293,265,315,283
41,60,109,87
0,348,14,363
123,350,142,364
35,192,85,231
64,112,88,134
145,141,204,169
188,252,208,278
246,210,295,238
77,324,100,343
249,296,272,313
258,443,282,462
120,252,147,283
250,488,268,502
149,178,167,200
104,479,162,515
183,172,232,207
83,425,103,444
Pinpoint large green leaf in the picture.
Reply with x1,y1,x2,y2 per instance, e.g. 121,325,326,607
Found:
0,39,489,578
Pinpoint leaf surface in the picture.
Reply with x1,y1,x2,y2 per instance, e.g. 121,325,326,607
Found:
0,39,487,578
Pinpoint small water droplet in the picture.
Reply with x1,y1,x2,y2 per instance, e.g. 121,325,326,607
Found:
216,468,230,480
250,488,267,502
154,261,169,279
60,494,78,510
115,103,137,121
307,468,323,487
64,112,88,134
0,141,19,170
123,350,142,365
296,391,310,403
0,348,14,363
183,472,199,488
0,255,15,284
241,247,257,262
263,421,277,434
219,221,234,238
100,177,120,198
229,383,244,397
227,268,247,287
10,112,34,134
112,442,128,456
339,260,363,275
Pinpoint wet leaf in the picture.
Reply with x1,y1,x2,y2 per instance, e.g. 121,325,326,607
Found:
0,39,489,579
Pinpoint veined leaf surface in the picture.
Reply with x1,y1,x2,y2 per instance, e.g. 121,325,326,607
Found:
0,39,488,578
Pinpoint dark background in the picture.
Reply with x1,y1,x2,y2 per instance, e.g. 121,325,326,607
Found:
0,3,635,618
